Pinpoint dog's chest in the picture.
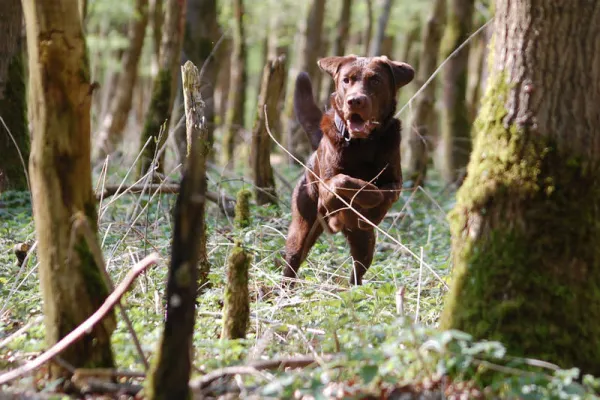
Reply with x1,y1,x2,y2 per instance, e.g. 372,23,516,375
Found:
338,139,384,179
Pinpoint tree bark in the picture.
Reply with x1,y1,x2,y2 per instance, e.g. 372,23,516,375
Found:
147,61,209,400
137,0,186,178
466,26,489,122
440,0,600,375
437,0,474,184
95,0,149,161
369,0,393,56
326,0,352,98
22,0,115,379
251,56,286,205
0,0,29,192
402,0,446,185
221,0,247,167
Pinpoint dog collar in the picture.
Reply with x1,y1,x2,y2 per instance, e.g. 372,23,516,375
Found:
334,112,351,142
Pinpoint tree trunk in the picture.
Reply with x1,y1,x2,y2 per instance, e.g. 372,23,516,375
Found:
437,0,474,184
440,0,600,375
172,0,221,165
221,0,247,167
283,0,326,160
364,0,373,55
214,37,231,126
147,61,209,400
0,0,29,192
150,0,163,71
251,56,285,205
22,0,115,379
326,0,352,99
466,26,489,122
402,0,446,185
369,0,393,56
95,0,149,161
137,0,186,178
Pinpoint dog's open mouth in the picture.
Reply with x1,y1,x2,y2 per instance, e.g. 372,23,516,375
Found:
347,113,370,135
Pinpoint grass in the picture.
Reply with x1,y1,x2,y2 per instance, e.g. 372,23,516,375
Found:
1,163,599,399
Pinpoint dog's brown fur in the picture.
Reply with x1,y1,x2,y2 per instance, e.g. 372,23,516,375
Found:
283,55,414,285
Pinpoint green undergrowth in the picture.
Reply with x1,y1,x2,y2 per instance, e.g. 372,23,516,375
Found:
1,167,599,398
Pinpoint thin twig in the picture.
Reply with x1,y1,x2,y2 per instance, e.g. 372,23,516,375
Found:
0,253,159,385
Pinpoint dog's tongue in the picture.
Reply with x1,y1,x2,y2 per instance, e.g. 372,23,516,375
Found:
348,114,368,134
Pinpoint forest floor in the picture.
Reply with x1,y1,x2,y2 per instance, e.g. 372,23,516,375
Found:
1,161,598,399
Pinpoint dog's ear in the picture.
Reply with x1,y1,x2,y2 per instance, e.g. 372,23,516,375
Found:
317,55,356,77
378,56,415,90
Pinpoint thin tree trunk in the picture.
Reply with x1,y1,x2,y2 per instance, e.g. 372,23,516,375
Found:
147,61,209,400
466,26,488,122
95,0,149,160
0,0,29,192
150,0,163,72
403,0,446,185
221,0,247,167
22,0,115,379
137,0,186,178
364,0,373,55
441,0,600,375
326,0,352,99
437,0,474,184
283,0,326,160
172,0,221,165
369,0,393,56
251,56,286,205
214,37,231,126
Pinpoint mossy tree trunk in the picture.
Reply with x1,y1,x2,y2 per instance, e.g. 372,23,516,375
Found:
172,0,220,165
147,61,209,400
137,0,186,179
283,0,326,160
369,0,393,56
402,0,446,185
251,56,286,205
440,0,600,375
0,0,29,192
326,0,352,98
437,0,474,184
22,0,116,379
95,0,149,160
221,0,247,167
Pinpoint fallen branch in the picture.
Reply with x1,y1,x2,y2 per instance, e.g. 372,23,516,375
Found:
0,253,160,385
190,355,335,390
96,184,236,216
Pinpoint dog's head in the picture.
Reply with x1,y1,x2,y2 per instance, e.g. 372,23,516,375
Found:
318,55,414,139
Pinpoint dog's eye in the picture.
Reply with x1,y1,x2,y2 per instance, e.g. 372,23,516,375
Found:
370,76,381,85
342,77,350,84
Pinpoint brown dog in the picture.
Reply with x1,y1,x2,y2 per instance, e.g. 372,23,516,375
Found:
283,55,414,285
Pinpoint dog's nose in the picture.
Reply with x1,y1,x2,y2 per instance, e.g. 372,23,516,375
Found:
347,95,366,108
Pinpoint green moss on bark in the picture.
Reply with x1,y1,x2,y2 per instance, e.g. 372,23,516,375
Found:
221,242,250,340
0,49,29,191
138,68,172,179
234,189,252,229
441,75,600,375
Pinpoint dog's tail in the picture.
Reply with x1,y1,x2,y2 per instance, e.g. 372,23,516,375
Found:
294,72,323,151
